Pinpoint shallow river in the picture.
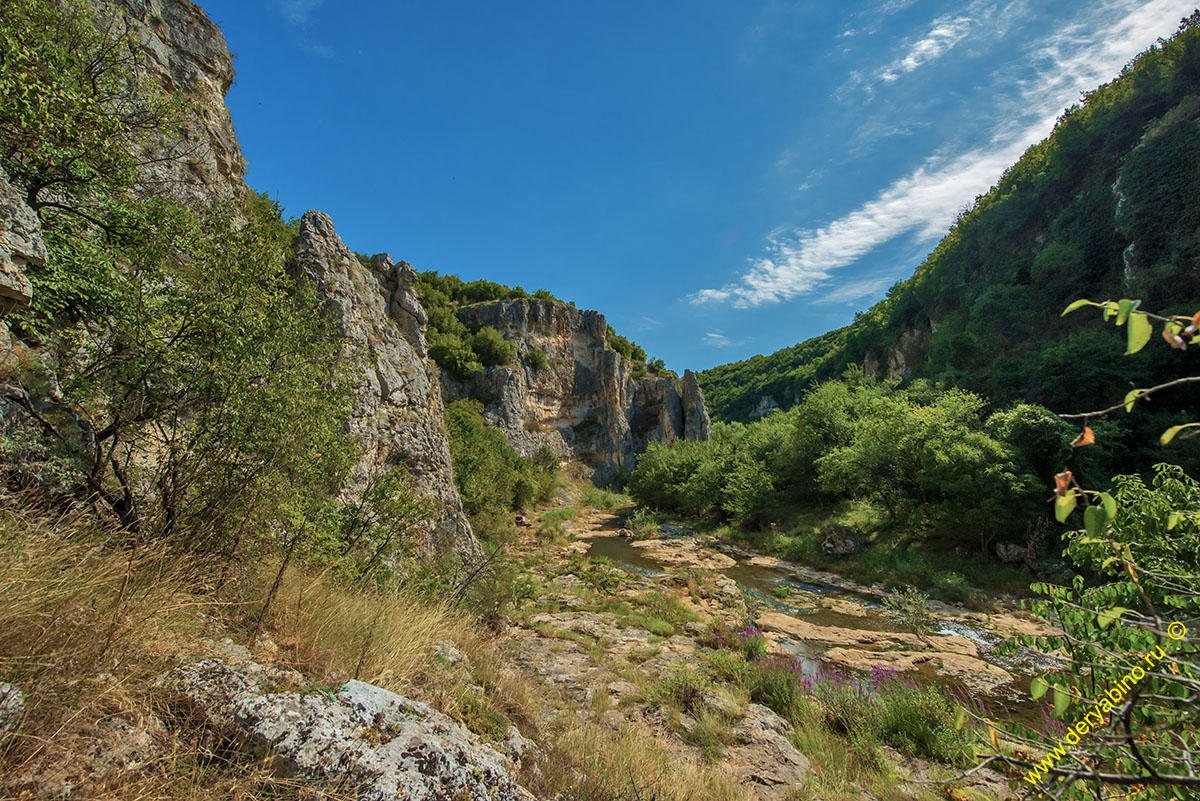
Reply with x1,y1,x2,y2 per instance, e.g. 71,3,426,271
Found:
587,534,1056,729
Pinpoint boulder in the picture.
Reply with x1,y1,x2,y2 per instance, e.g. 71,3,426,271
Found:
162,658,535,801
995,542,1028,564
819,524,864,556
722,703,811,800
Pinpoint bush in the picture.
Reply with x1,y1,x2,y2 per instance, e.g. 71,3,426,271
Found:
652,665,711,712
443,400,557,535
469,326,516,367
527,347,549,372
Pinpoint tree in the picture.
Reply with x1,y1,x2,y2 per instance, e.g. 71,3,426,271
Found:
972,298,1200,799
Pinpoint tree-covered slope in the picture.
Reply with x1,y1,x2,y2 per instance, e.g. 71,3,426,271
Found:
700,12,1200,425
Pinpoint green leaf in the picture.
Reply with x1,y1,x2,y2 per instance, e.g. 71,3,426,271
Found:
1030,676,1049,700
1126,313,1152,354
1055,491,1078,523
1053,685,1070,718
1098,607,1130,629
1115,298,1140,326
1100,492,1118,520
953,705,967,731
1060,299,1092,317
1084,504,1106,538
1102,301,1118,321
1161,423,1200,445
1124,388,1143,413
1167,512,1180,531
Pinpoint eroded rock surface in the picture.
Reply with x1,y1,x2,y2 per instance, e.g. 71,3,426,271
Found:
163,657,535,801
0,169,42,313
289,211,478,559
444,300,710,482
102,0,246,207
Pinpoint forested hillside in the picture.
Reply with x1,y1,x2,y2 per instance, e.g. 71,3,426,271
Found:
700,13,1200,431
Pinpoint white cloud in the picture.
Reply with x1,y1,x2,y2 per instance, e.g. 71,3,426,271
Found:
879,15,973,81
279,0,323,24
819,275,897,305
704,330,745,348
694,0,1195,309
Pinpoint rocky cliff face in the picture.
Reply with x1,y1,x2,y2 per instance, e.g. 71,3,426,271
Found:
288,212,479,559
444,300,710,483
0,170,42,315
101,0,246,206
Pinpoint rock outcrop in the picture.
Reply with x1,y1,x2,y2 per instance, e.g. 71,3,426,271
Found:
163,657,535,801
101,0,246,206
289,211,478,559
0,169,43,314
444,300,711,482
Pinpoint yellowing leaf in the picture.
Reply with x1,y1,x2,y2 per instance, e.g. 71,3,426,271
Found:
1161,423,1200,445
1126,313,1152,354
1060,299,1092,316
1055,491,1078,523
1070,426,1095,447
1124,388,1144,413
1167,512,1181,531
1116,298,1140,326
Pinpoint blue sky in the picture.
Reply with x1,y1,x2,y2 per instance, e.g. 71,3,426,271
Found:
200,0,1196,372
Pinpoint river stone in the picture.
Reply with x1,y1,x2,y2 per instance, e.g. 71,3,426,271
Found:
162,658,534,801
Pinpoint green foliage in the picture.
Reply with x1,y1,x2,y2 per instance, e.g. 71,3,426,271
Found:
650,664,711,713
443,400,557,535
0,0,182,223
631,371,1053,545
527,347,549,372
882,585,936,638
468,325,516,367
606,325,647,363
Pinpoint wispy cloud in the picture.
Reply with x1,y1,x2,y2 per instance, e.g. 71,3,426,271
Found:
819,275,898,305
879,14,973,81
704,330,745,348
279,0,323,24
692,0,1194,309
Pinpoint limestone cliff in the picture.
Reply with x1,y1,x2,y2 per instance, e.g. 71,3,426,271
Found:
289,212,479,559
101,0,246,206
0,169,42,315
443,300,711,483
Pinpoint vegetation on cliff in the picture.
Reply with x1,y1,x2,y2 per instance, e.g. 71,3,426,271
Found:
698,13,1200,465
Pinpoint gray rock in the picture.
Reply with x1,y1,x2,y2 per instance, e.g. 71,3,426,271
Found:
723,703,812,801
820,524,864,556
995,542,1028,564
443,300,710,485
432,639,469,668
163,658,535,801
0,682,23,734
288,212,478,560
0,169,42,313
99,0,246,208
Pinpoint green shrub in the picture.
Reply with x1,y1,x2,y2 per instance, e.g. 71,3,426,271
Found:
651,665,710,712
470,326,516,367
527,347,549,372
882,585,937,638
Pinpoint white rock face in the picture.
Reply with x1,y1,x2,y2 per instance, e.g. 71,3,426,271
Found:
0,169,43,313
289,211,479,559
163,658,536,801
446,299,711,483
